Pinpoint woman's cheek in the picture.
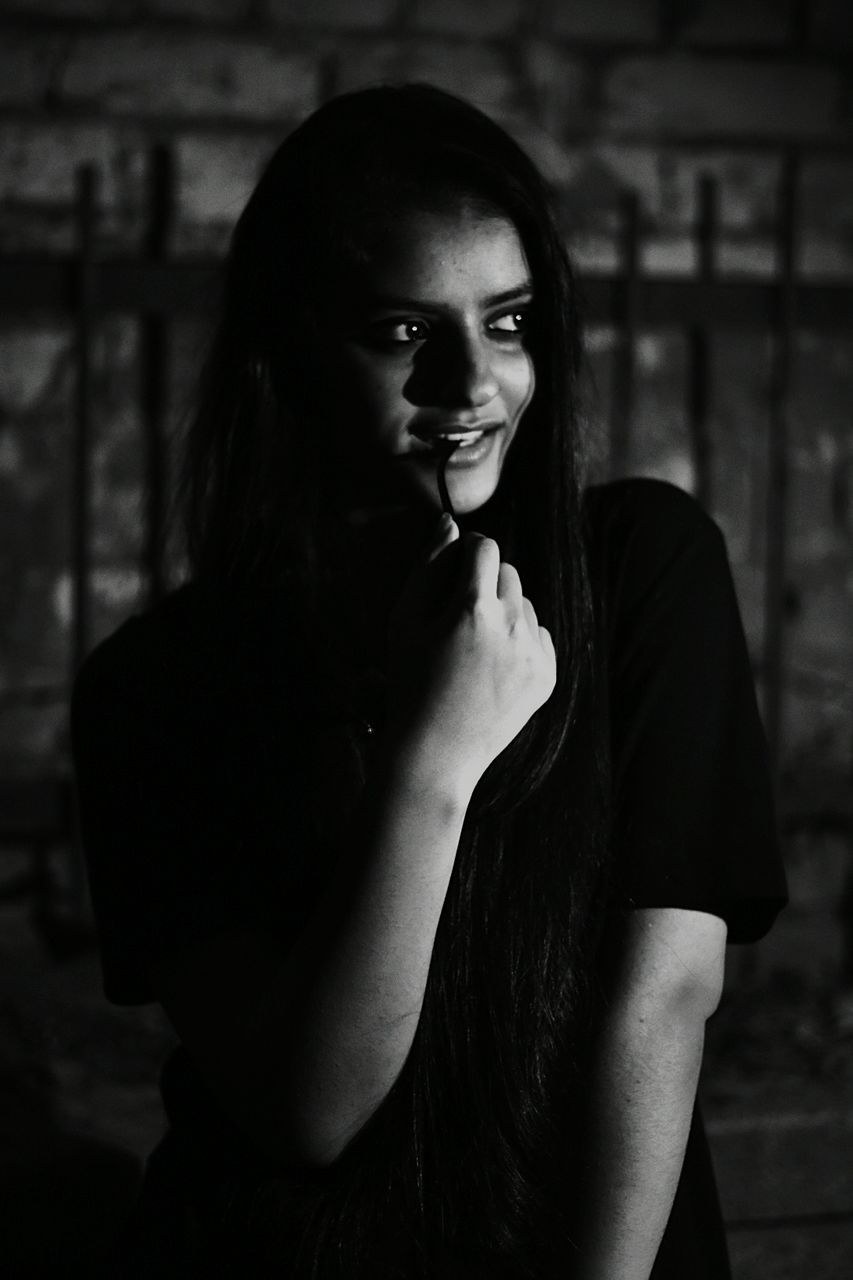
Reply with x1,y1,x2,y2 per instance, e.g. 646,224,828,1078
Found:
503,349,536,422
328,351,400,445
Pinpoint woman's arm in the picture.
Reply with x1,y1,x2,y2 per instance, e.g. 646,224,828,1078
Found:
155,733,473,1167
154,525,556,1168
571,907,727,1280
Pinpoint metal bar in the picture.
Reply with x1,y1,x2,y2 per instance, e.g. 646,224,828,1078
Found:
58,164,100,937
0,259,218,313
686,175,715,509
761,152,798,783
609,190,641,479
583,278,853,329
726,1208,853,1233
788,0,813,52
71,165,97,681
1,262,851,328
140,145,174,606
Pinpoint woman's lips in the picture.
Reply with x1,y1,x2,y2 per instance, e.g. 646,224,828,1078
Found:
438,428,499,467
408,424,502,466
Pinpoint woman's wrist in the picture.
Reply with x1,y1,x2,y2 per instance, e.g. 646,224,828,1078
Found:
375,723,479,820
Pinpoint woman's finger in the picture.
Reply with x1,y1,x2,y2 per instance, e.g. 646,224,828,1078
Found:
521,595,539,632
497,561,523,615
538,624,555,659
464,535,501,603
425,513,459,564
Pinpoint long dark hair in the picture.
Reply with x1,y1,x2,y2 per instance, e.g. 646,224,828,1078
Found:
181,85,610,1276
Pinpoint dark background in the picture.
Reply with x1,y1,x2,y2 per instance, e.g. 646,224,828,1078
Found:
0,0,851,1275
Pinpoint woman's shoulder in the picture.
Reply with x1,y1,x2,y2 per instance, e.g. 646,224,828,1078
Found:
581,477,733,625
72,581,298,719
73,583,208,703
583,476,721,552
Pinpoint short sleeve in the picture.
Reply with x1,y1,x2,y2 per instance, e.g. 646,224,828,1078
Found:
586,479,787,944
71,589,319,1005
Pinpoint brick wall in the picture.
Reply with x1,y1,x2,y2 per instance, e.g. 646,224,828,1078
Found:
0,0,851,851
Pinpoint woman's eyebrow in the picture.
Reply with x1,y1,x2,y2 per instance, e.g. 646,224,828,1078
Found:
482,284,534,308
364,283,534,313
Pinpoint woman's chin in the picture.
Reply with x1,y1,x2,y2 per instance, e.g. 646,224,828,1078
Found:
346,458,502,523
437,471,501,517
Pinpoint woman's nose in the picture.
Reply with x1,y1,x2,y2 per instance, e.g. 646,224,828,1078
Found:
439,332,500,408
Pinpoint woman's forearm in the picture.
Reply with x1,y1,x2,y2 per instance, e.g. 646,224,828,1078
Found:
570,907,727,1280
279,732,474,1164
571,999,706,1280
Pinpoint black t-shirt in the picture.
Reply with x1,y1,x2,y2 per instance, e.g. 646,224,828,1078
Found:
585,479,784,940
71,478,787,1275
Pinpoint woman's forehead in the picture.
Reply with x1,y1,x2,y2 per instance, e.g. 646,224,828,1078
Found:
338,207,532,307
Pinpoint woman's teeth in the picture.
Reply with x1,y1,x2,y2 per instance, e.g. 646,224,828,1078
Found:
437,431,484,448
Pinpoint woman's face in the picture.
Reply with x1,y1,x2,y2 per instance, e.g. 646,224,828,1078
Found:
308,205,536,518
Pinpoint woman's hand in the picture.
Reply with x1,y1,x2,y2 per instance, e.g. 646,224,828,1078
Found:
384,514,556,797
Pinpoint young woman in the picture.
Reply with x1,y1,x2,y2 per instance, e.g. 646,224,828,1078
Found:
72,85,786,1278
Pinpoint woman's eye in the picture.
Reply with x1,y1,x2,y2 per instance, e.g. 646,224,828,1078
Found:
488,309,529,335
384,319,429,344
